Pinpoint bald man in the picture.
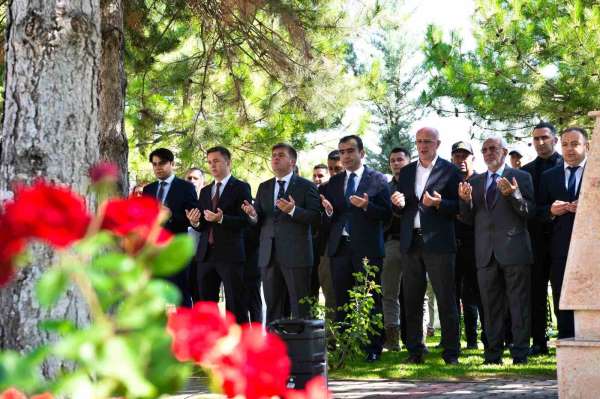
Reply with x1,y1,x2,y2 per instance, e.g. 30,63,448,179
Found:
392,127,462,365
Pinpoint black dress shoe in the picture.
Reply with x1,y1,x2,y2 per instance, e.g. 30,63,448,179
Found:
444,357,459,365
365,353,381,363
405,354,424,364
528,345,549,356
513,357,528,365
483,358,502,365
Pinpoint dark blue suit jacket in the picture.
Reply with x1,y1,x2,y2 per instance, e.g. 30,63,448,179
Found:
194,176,252,263
538,164,582,260
143,176,198,234
396,157,461,254
323,166,392,259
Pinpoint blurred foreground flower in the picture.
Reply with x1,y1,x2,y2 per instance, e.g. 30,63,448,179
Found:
0,388,53,399
89,161,119,184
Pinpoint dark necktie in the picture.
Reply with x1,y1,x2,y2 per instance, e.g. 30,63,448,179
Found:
345,172,357,204
208,182,222,245
344,172,357,234
157,181,167,204
567,166,580,200
275,180,286,210
486,173,498,209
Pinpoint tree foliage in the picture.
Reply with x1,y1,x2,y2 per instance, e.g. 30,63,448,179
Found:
124,0,353,179
421,0,600,137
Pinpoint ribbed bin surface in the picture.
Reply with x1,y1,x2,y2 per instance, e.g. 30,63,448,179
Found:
269,319,327,390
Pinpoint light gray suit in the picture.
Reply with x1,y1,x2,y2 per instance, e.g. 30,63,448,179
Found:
460,165,534,362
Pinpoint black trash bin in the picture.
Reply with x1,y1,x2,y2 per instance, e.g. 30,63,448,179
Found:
268,319,327,390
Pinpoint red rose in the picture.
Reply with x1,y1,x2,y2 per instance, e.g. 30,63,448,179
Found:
167,301,236,364
285,376,331,399
216,324,291,399
101,196,172,252
0,232,25,286
89,161,119,184
0,389,54,399
2,180,90,248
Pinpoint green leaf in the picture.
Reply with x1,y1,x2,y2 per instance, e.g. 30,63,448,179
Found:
0,347,48,390
39,319,77,335
36,268,69,308
150,235,194,277
93,252,136,273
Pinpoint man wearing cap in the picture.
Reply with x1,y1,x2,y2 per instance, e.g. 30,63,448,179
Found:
509,150,523,169
451,141,486,349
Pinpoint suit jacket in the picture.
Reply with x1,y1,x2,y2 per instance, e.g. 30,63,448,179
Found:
143,176,198,234
254,174,321,268
459,166,535,268
396,157,462,254
538,164,582,260
323,166,392,259
194,176,252,263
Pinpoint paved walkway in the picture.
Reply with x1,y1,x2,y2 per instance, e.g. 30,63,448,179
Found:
172,377,558,398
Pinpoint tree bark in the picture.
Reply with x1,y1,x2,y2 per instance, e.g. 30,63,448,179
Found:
0,0,101,378
99,0,127,195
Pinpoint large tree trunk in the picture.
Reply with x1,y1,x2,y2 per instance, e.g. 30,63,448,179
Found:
99,0,128,195
0,0,101,378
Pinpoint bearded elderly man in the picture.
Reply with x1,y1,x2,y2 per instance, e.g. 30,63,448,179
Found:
458,136,535,365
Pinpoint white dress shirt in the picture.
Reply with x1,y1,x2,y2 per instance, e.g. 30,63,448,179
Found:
157,173,175,204
414,156,438,228
564,158,586,193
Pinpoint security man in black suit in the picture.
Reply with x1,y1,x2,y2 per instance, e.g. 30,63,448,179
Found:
393,127,462,365
521,122,563,356
186,146,252,323
538,127,589,339
144,148,199,307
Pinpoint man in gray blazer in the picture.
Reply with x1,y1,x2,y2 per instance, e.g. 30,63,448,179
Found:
458,136,535,365
242,143,321,323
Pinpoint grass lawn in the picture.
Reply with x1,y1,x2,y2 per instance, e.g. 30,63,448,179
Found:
329,332,557,381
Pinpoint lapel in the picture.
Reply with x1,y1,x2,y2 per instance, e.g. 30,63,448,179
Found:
556,167,569,199
218,176,235,207
164,177,177,206
201,183,213,208
405,162,419,203
267,178,276,211
356,166,371,195
576,165,585,199
286,174,297,198
422,158,445,197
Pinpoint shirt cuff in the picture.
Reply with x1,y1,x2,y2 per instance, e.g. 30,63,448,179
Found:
217,214,224,224
325,208,333,217
288,206,296,216
512,188,523,200
191,220,200,228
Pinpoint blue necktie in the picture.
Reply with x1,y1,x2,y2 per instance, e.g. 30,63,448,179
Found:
567,166,580,200
344,172,357,234
486,173,497,209
275,180,286,211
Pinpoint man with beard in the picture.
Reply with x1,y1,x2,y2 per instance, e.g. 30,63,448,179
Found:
459,136,534,365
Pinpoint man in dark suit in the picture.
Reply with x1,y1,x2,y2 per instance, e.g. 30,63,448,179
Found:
393,127,462,365
521,122,563,356
451,141,486,349
459,136,535,365
242,143,321,323
321,135,392,362
185,146,252,323
144,148,199,307
538,127,589,339
381,147,411,352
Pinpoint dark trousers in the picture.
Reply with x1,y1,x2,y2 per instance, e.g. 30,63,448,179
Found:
402,234,459,359
167,264,193,308
243,251,263,324
550,256,574,339
530,235,551,348
330,239,384,355
399,282,408,346
261,250,311,324
197,252,246,323
478,257,531,361
455,240,486,346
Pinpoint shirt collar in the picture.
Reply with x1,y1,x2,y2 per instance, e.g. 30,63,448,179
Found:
161,174,175,185
417,156,438,170
487,164,506,178
277,171,294,184
564,157,587,171
215,174,232,186
346,164,365,179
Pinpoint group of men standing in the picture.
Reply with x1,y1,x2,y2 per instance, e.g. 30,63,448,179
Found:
140,121,588,366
